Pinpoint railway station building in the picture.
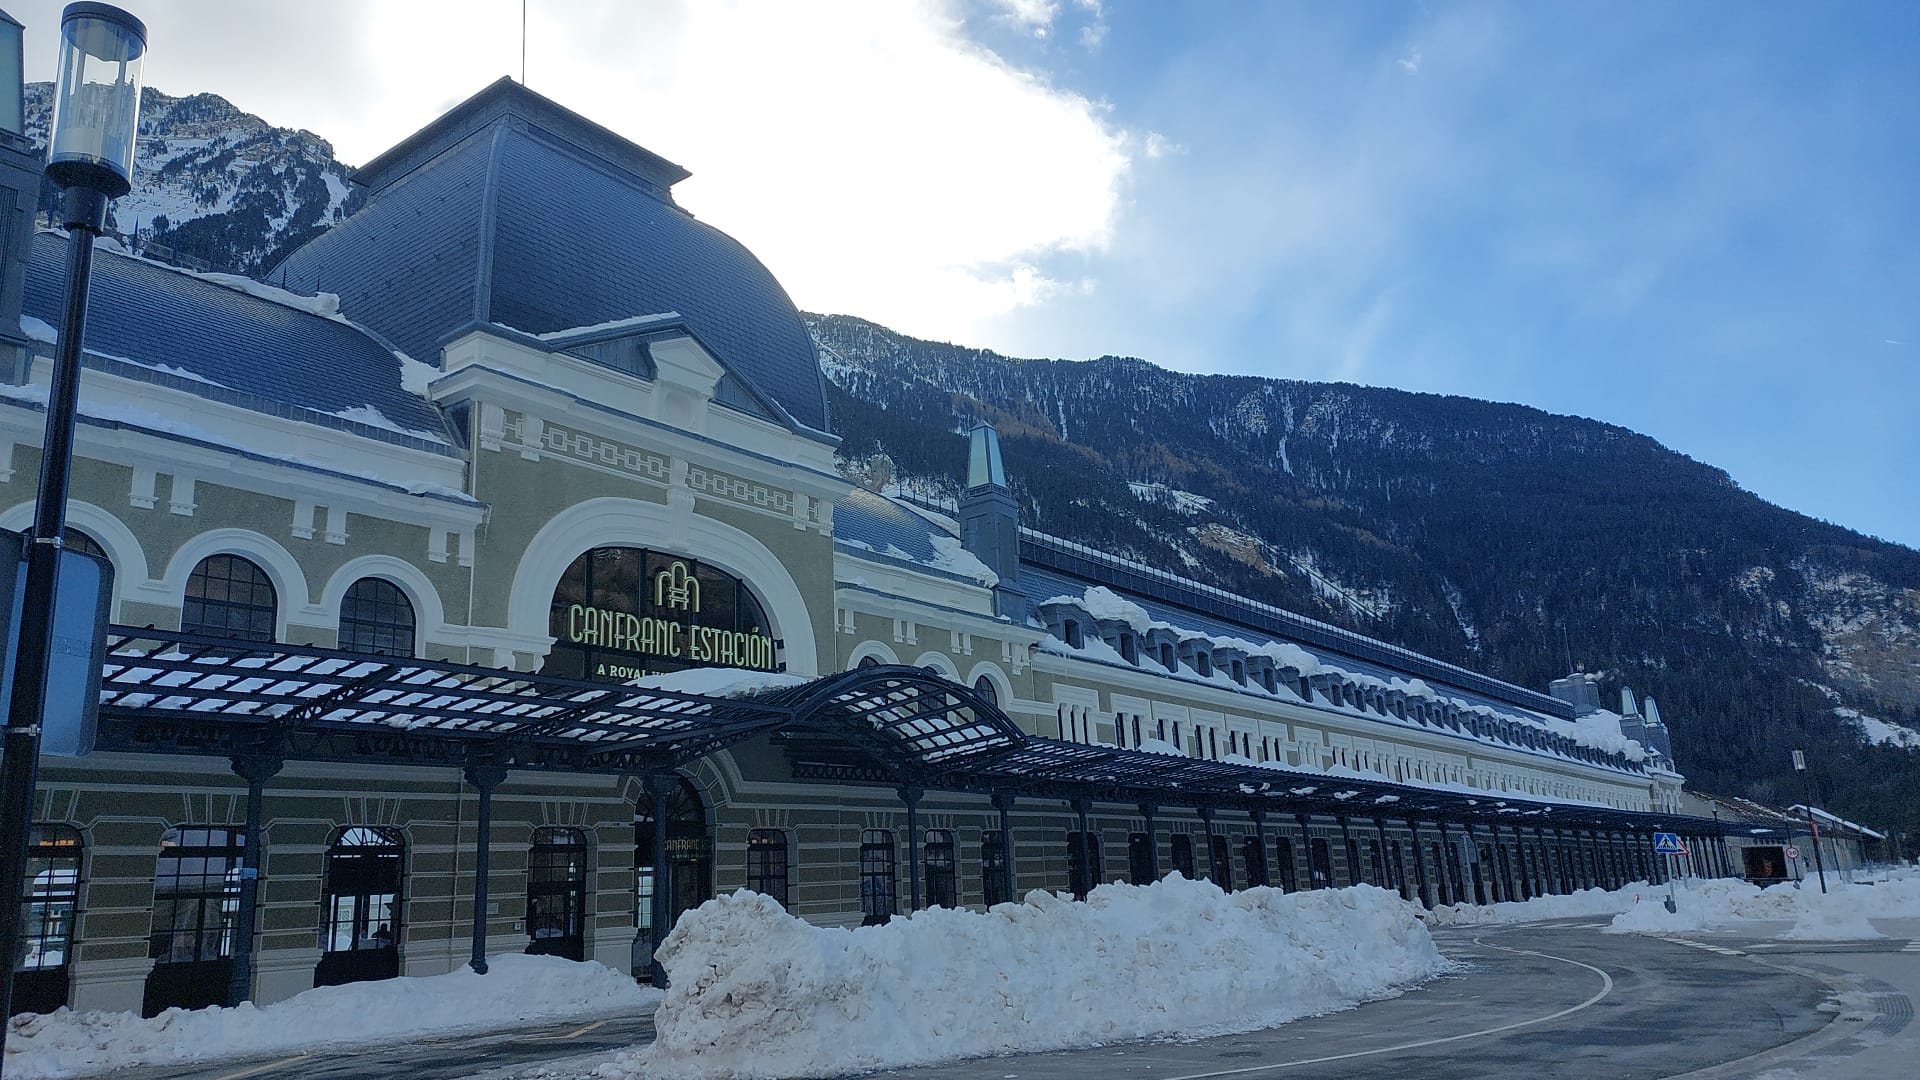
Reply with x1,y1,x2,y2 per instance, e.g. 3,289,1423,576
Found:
0,79,1727,1017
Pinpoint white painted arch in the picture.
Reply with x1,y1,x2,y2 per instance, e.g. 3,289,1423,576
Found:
505,497,821,676
316,555,451,657
849,640,899,668
160,528,317,638
965,661,1013,708
912,650,958,679
0,500,149,620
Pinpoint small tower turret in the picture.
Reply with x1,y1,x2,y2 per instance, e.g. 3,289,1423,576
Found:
958,423,1027,620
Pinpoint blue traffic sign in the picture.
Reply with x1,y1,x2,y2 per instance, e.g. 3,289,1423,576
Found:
1653,831,1684,855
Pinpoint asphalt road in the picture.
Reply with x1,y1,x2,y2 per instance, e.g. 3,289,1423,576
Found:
95,922,1918,1080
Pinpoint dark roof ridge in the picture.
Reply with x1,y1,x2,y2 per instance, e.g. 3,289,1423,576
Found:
351,77,691,197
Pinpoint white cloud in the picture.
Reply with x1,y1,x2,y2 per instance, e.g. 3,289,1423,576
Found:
1397,48,1423,75
11,0,1134,345
988,0,1060,35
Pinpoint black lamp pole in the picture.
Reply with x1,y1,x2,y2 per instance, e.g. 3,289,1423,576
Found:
0,5,143,1059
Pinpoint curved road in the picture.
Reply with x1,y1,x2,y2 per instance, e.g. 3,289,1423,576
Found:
102,922,1916,1080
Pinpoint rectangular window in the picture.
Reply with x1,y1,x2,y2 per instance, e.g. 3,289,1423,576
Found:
1242,836,1269,888
1171,834,1195,879
981,830,1008,907
1127,832,1155,885
1066,831,1103,900
1274,837,1298,892
1310,838,1333,889
859,830,896,925
150,827,244,963
1209,835,1232,889
746,830,789,908
924,830,957,909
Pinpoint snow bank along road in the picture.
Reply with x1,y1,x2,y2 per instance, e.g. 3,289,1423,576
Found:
858,923,1912,1080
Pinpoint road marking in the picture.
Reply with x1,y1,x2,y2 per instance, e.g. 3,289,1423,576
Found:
209,1054,310,1080
1902,941,1920,953
524,1018,612,1042
1660,937,1745,957
1154,937,1615,1079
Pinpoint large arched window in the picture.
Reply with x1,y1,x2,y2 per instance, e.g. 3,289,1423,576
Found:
182,555,276,642
14,825,82,1016
980,830,1008,907
924,829,956,909
315,827,404,987
63,531,105,560
338,578,416,656
527,828,588,962
745,830,789,908
859,829,896,925
1170,834,1195,879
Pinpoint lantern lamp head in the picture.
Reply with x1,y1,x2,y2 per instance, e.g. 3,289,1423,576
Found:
45,2,145,198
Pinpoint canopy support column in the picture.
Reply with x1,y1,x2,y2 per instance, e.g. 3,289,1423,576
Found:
1198,806,1217,886
465,763,509,976
902,785,924,912
1409,820,1433,908
226,752,283,1007
644,771,674,988
993,791,1016,903
1073,797,1093,899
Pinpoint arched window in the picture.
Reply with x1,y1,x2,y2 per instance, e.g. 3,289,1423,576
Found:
1274,836,1298,892
338,578,416,657
857,655,880,669
859,829,896,925
745,830,789,908
182,555,276,642
14,825,82,1016
63,531,105,560
315,827,403,987
972,675,998,706
924,829,956,909
527,827,588,961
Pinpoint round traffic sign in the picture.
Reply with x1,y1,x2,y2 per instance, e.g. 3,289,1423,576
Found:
1784,845,1801,860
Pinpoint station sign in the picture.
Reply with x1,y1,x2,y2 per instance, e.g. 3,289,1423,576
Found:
546,547,780,682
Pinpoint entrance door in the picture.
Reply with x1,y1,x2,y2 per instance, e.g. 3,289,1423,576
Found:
635,778,713,946
144,827,244,1017
314,827,403,987
13,826,82,1016
526,828,587,961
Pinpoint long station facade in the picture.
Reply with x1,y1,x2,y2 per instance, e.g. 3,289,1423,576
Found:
0,79,1729,1017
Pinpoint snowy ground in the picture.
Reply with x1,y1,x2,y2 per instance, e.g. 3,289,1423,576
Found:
3,955,661,1080
1606,872,1920,938
597,876,1446,1080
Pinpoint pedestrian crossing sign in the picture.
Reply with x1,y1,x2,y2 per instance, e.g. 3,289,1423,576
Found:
1653,832,1685,855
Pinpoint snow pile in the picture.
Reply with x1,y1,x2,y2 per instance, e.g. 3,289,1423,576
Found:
926,535,998,586
610,877,1445,1079
1606,876,1920,938
1423,882,1652,926
5,955,659,1079
628,668,807,698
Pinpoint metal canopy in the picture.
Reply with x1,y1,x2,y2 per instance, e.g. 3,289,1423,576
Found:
94,627,1717,835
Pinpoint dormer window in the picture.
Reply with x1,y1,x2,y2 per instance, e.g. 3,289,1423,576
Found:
1119,634,1137,664
1262,670,1277,693
1160,643,1176,670
1195,653,1212,677
1231,660,1246,685
563,335,655,379
1063,619,1083,649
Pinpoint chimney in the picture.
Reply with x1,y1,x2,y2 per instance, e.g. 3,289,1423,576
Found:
958,423,1027,620
0,9,36,357
1548,673,1601,714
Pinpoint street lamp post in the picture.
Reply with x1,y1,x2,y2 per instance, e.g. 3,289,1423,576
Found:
0,3,143,1055
1790,749,1827,894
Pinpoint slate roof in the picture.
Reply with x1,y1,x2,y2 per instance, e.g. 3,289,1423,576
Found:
834,488,943,564
274,79,829,435
21,233,456,452
834,490,1570,725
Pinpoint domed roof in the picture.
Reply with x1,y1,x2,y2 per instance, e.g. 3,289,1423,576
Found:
274,79,828,434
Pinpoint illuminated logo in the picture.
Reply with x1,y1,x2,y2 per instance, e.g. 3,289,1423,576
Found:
654,561,701,612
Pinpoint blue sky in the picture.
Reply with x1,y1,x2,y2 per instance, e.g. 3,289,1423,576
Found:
10,0,1916,547
961,2,1919,549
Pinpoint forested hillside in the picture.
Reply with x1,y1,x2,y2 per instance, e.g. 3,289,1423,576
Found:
814,314,1920,846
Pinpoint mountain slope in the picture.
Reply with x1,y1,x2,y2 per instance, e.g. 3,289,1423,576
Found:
813,313,1920,839
24,83,359,275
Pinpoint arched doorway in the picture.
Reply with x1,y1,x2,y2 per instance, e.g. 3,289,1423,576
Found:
635,778,712,946
314,827,403,987
527,828,589,962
